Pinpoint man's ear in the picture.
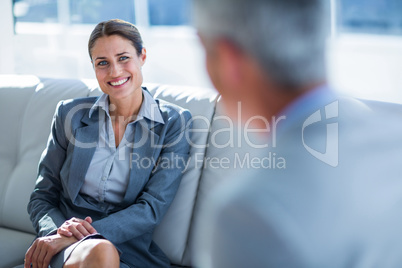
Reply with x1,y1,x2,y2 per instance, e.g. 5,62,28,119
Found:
215,39,246,88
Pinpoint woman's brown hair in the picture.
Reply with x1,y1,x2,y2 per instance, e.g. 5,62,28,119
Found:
88,19,143,59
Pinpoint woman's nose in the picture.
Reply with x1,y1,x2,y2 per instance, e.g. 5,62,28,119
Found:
109,63,122,77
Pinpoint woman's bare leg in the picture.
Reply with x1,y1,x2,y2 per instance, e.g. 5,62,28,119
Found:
64,239,119,268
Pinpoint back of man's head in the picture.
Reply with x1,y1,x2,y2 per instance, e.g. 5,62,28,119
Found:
194,0,330,89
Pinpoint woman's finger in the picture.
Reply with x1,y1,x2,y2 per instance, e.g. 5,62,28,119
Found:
69,225,85,240
24,241,36,268
76,224,91,237
36,245,47,268
31,239,43,268
85,216,92,223
81,220,97,234
57,227,73,237
41,248,54,268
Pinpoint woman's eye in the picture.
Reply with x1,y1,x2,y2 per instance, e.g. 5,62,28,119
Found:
98,61,108,66
119,56,129,61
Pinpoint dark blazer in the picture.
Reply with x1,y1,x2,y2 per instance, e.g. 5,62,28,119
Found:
28,89,192,267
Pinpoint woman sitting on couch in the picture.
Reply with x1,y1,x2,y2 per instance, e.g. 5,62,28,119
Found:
23,19,192,268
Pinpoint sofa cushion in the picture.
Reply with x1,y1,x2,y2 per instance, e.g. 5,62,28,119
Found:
0,76,96,234
0,227,36,268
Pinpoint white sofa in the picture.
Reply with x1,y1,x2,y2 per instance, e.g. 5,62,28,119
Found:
2,75,399,268
0,75,267,268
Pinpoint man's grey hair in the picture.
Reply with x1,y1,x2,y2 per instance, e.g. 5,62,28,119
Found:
193,0,330,88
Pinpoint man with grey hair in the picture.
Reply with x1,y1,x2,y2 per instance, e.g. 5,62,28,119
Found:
192,0,402,267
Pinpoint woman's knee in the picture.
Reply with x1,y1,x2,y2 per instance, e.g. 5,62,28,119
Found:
65,239,119,268
86,239,118,257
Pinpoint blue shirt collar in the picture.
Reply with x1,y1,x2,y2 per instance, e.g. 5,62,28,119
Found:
275,84,337,133
89,88,165,125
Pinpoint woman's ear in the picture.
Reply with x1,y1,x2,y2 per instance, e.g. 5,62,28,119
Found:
140,48,147,66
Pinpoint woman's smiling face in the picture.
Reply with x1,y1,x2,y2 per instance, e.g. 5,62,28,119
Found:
91,34,146,103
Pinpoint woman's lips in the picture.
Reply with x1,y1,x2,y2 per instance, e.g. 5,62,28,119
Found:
109,77,129,86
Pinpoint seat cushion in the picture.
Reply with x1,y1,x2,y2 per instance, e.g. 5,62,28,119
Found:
0,227,35,268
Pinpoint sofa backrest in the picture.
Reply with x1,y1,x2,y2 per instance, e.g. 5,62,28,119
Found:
0,76,99,234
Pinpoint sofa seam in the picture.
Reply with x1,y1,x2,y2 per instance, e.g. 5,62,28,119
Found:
180,94,221,265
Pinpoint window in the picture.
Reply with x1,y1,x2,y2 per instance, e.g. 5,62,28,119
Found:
338,0,402,35
10,0,210,88
70,0,135,24
148,0,191,26
13,0,192,28
7,0,402,101
328,0,402,104
14,0,58,23
14,0,135,25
